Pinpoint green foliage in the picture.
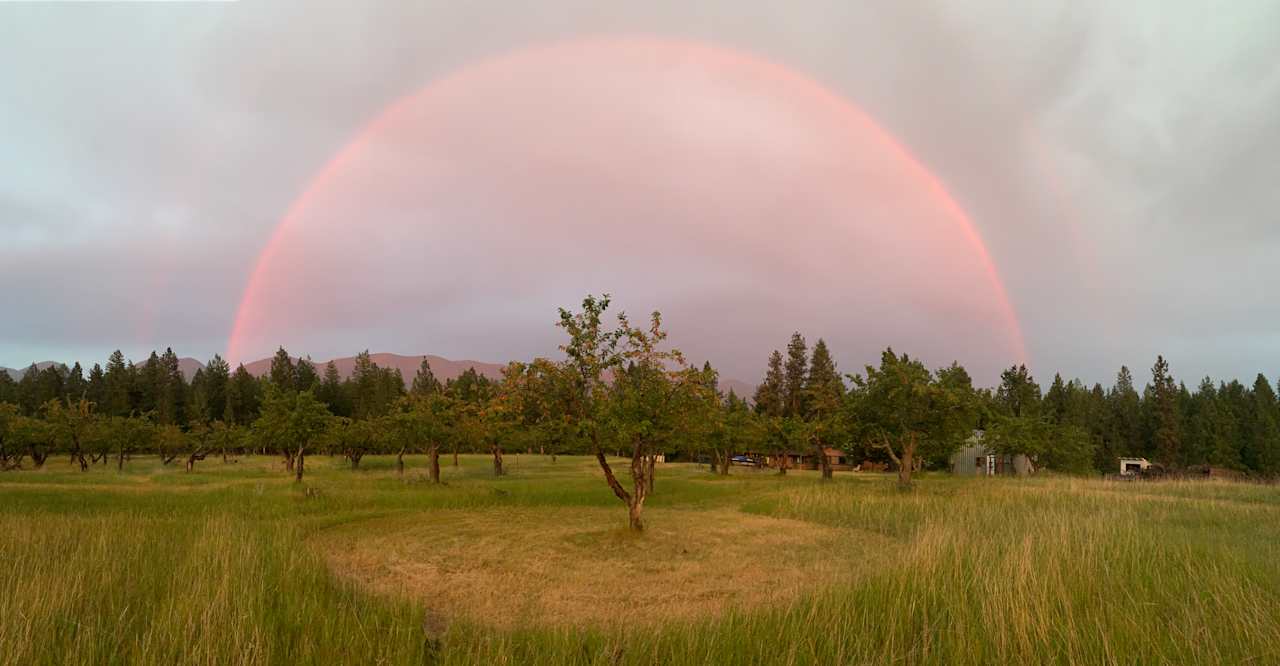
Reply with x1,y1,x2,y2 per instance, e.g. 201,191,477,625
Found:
751,350,785,417
782,332,809,418
255,388,334,458
849,349,975,485
410,357,442,396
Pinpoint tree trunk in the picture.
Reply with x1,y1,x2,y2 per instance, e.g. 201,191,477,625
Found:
627,447,650,531
813,439,833,480
645,454,656,494
897,437,917,488
719,449,731,475
874,432,915,489
295,446,305,483
592,434,634,519
429,446,441,483
491,445,504,476
349,452,362,470
452,448,459,467
397,446,406,475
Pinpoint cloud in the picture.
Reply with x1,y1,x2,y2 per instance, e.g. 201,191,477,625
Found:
2,1,1279,387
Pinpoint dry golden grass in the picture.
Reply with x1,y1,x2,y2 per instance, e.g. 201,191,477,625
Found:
312,506,895,630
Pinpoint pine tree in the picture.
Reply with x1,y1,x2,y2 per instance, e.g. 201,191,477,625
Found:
1149,355,1181,467
86,363,106,408
1244,374,1280,475
804,338,843,417
1044,373,1068,424
16,364,39,414
35,365,67,409
1088,383,1111,472
752,350,785,417
701,361,720,400
0,369,17,406
316,361,349,416
782,333,808,418
1106,366,1142,462
1185,378,1239,469
269,347,295,391
227,364,261,425
158,348,187,425
202,355,231,423
995,365,1041,418
65,362,87,403
103,350,131,417
295,356,319,392
411,357,441,396
190,367,209,423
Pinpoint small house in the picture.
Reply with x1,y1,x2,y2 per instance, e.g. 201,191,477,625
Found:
756,448,855,472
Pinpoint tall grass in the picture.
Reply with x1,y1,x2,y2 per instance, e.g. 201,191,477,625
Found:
2,457,1277,664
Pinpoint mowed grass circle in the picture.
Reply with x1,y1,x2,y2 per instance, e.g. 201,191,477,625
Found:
312,505,894,630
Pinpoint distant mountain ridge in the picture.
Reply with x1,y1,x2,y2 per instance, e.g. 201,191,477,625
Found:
239,352,506,384
3,353,755,399
2,361,67,381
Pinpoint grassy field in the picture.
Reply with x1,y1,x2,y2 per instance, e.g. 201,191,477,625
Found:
2,454,1278,665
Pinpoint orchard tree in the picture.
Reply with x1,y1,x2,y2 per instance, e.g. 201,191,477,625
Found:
155,425,186,466
8,414,51,468
851,349,974,488
393,394,453,480
602,310,693,528
183,421,213,472
254,388,333,482
210,420,244,463
712,391,761,475
0,403,20,470
43,398,96,471
100,415,153,471
327,416,384,470
556,294,648,527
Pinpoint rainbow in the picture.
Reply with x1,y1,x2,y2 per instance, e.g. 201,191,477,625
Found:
227,35,1027,367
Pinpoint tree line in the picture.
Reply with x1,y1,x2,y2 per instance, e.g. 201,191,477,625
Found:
3,295,1279,529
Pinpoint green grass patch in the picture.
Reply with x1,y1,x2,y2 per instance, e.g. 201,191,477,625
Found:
2,456,1278,664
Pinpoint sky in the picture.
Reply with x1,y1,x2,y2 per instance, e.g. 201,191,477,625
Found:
3,1,1279,388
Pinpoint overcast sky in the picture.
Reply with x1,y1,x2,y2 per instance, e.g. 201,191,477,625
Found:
3,1,1279,388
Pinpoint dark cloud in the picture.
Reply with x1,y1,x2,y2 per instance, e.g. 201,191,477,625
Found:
3,1,1279,387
